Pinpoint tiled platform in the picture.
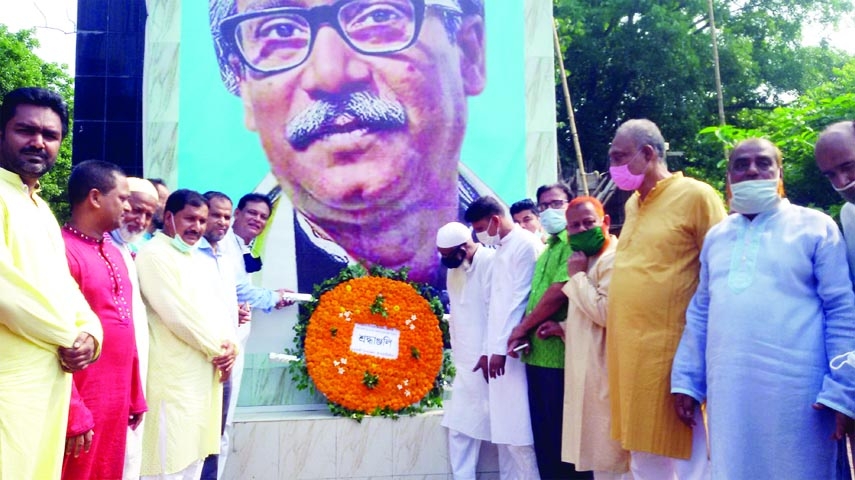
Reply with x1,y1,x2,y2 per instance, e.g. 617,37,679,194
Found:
223,409,500,479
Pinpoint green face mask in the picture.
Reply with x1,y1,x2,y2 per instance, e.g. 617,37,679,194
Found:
169,216,197,254
569,226,606,256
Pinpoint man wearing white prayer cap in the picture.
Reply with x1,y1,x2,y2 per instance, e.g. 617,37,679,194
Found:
111,177,159,253
109,177,158,480
436,221,494,480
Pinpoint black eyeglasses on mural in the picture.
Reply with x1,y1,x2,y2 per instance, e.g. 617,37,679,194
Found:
220,0,463,74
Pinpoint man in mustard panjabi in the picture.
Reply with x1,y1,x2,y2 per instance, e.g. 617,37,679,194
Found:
606,119,725,479
0,87,103,479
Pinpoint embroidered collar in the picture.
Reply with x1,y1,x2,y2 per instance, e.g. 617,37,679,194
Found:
63,223,104,244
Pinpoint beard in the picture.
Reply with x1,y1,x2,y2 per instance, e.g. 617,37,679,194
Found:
117,224,145,245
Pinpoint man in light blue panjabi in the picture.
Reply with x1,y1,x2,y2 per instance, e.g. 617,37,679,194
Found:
671,138,855,479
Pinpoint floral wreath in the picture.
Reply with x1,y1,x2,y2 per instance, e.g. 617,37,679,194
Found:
286,265,455,420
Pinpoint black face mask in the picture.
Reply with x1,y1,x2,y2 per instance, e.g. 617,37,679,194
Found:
244,253,263,273
440,247,466,269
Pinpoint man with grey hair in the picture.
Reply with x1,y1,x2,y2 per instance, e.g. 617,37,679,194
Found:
207,0,488,293
605,119,725,479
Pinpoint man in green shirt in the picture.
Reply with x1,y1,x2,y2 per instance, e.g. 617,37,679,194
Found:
508,183,591,479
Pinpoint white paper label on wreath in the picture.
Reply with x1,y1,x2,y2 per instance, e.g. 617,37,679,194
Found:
350,324,400,359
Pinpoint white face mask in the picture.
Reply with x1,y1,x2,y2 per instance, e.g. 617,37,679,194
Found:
833,179,855,204
475,217,500,246
830,350,855,371
539,208,567,235
729,178,781,215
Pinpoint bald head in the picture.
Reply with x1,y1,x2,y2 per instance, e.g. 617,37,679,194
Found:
613,119,667,161
728,138,782,185
816,121,855,200
729,138,782,164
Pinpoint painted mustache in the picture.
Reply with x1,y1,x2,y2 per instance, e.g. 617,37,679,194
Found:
285,91,407,151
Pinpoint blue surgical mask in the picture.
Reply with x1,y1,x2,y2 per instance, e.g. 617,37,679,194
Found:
539,208,567,235
170,217,197,254
729,178,781,214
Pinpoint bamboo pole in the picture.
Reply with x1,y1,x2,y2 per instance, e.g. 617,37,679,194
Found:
552,19,589,196
708,0,725,126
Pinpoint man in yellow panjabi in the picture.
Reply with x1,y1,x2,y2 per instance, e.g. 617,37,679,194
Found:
606,119,725,479
0,87,103,479
136,189,238,479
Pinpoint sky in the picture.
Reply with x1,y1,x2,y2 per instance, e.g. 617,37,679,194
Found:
1,0,78,74
1,0,853,78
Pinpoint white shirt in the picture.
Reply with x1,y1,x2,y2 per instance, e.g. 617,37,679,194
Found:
486,225,544,445
441,246,494,440
839,201,855,280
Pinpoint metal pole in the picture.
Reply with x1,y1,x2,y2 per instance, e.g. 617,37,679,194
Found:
553,19,589,196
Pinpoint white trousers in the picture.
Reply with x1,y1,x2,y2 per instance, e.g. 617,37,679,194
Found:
141,459,203,480
123,422,145,480
496,443,540,480
218,327,250,478
629,410,709,480
447,429,483,480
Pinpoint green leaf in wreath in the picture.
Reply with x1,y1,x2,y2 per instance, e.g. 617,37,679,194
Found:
362,370,379,389
369,294,388,318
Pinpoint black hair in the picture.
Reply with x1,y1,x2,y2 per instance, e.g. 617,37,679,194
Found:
67,160,126,206
535,183,574,203
510,198,538,217
237,192,273,212
0,87,69,138
464,195,504,223
165,189,209,214
203,190,232,205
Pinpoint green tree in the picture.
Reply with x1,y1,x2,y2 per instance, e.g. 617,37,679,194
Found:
0,24,74,221
693,59,855,217
553,0,853,177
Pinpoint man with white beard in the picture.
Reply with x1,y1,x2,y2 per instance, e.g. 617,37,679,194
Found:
108,177,158,480
110,178,159,254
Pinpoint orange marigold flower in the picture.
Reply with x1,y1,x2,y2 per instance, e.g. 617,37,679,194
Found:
305,276,443,413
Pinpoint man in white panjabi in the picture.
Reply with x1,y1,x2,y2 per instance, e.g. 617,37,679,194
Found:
464,196,542,480
437,222,494,480
110,177,159,480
